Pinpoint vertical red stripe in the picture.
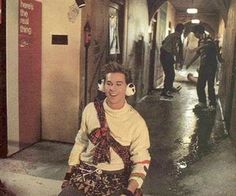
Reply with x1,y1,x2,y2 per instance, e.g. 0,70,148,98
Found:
19,0,42,148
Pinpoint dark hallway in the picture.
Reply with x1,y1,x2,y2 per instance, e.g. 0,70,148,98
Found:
1,74,236,195
136,73,236,195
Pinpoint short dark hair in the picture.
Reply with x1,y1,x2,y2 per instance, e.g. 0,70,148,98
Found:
175,23,185,33
193,25,205,34
101,62,132,84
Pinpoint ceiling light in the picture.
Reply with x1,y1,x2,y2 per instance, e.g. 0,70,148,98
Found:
187,8,198,14
191,19,200,24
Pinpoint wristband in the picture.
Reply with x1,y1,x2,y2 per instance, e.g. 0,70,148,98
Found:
122,189,134,196
64,172,72,181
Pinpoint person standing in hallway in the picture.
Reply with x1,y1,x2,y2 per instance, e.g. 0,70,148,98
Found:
160,23,185,98
186,25,218,111
59,62,151,196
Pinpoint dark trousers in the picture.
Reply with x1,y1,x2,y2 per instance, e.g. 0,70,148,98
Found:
197,66,217,106
160,48,175,92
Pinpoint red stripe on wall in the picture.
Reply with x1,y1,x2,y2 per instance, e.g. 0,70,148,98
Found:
19,0,42,148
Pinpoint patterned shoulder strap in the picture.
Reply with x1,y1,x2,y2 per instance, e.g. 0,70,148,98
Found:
94,100,106,128
93,100,132,170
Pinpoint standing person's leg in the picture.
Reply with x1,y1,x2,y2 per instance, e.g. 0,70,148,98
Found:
196,69,207,108
161,63,174,97
207,67,217,107
162,62,170,92
160,49,174,97
160,49,168,93
169,62,175,91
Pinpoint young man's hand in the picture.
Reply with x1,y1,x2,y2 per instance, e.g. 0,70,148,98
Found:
120,189,134,196
61,180,69,189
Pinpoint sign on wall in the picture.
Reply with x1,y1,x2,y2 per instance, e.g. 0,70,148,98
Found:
19,0,34,46
18,0,42,147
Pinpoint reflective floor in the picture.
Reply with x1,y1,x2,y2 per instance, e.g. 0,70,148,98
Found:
136,70,235,195
0,70,236,195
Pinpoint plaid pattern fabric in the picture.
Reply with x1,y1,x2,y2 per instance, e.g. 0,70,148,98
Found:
108,135,132,171
69,162,128,196
88,100,131,169
89,127,111,164
94,100,106,127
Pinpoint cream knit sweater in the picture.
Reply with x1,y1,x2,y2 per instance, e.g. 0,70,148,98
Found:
68,99,151,187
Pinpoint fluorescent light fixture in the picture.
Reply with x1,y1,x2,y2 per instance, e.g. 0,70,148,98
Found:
191,19,200,24
187,8,198,14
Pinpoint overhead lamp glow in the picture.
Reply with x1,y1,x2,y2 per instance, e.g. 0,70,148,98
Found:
191,19,200,24
187,8,198,14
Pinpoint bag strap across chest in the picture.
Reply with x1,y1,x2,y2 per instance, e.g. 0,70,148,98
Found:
88,100,132,169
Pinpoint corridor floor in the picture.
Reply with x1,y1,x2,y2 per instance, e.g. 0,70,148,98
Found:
1,70,236,196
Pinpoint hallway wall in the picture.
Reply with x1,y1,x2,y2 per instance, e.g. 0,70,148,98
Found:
41,0,82,142
79,0,109,104
165,1,176,35
6,0,20,154
217,18,225,44
153,2,176,88
6,0,41,155
124,0,150,100
219,0,236,142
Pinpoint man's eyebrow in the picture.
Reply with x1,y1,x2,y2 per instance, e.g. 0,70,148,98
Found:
106,80,123,82
106,80,124,84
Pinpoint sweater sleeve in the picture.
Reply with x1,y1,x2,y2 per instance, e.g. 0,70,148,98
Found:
68,106,89,166
129,119,151,188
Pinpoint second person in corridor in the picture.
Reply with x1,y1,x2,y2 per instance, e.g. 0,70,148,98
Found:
160,23,185,99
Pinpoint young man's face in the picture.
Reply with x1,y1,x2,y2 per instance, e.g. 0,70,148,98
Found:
104,72,127,109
